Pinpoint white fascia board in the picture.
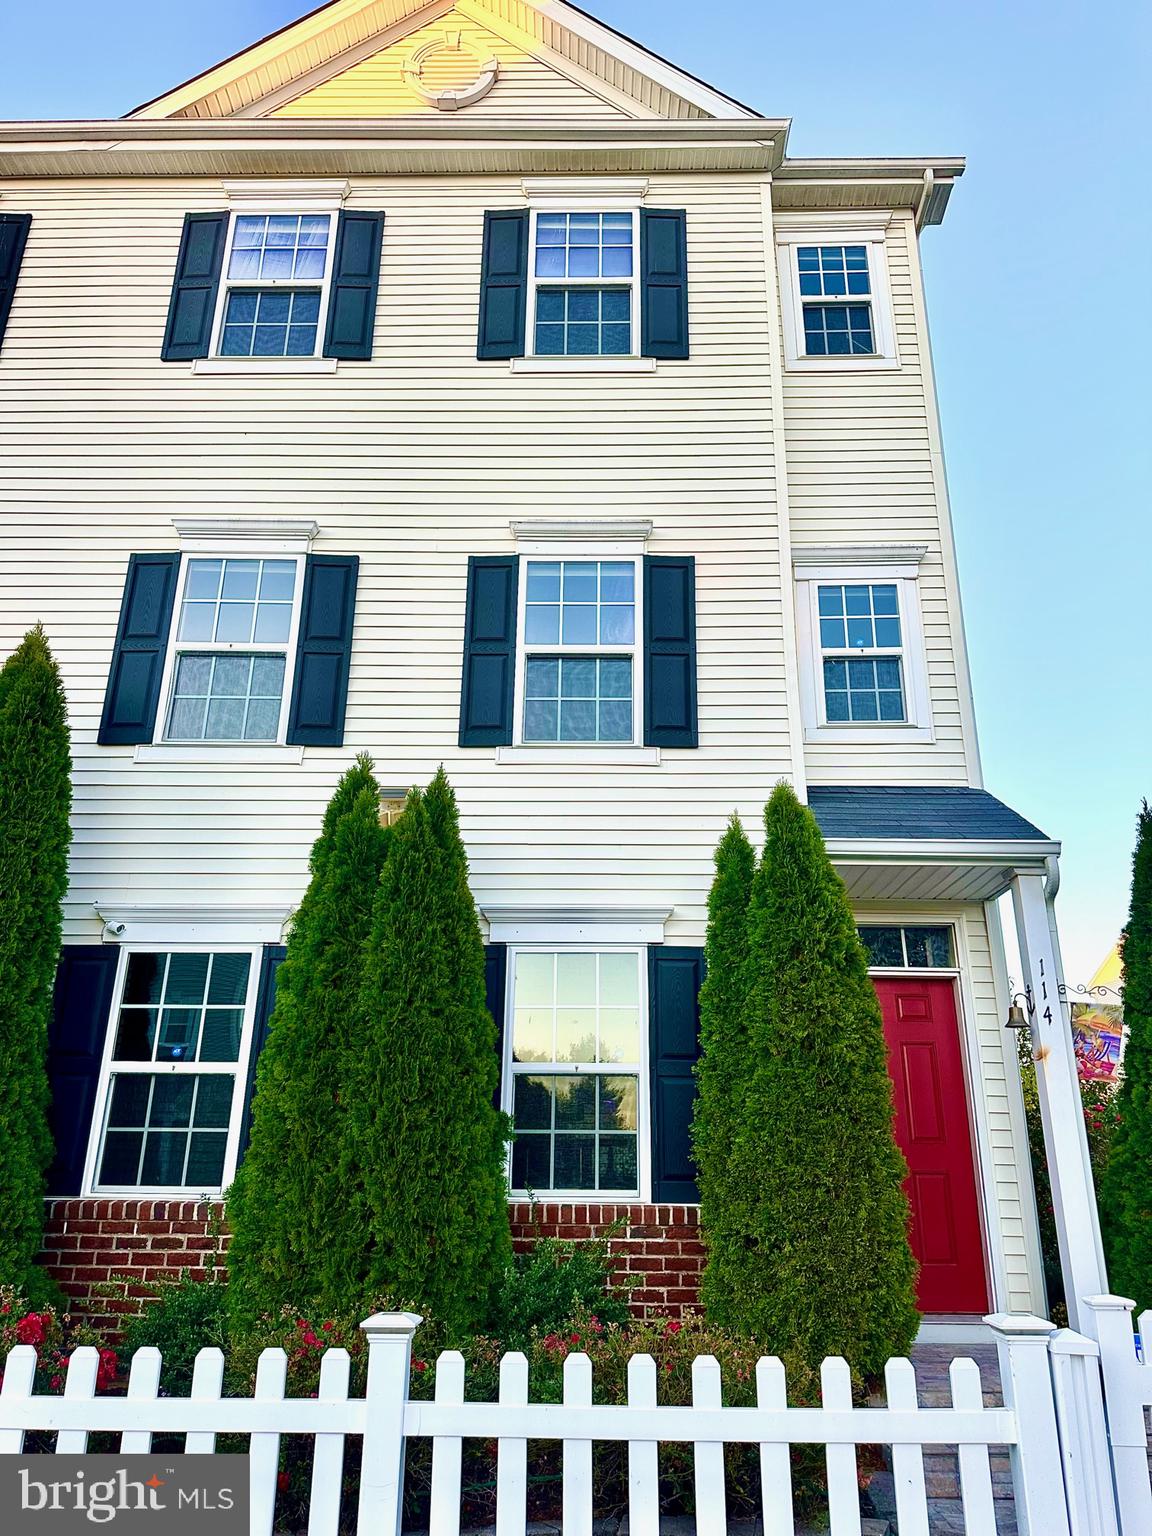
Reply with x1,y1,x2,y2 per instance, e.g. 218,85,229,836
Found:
823,838,1061,865
91,904,293,945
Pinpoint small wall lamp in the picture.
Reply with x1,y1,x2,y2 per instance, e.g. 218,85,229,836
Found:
1006,988,1034,1030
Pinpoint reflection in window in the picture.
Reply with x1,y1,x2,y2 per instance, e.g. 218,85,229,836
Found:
858,925,955,969
509,950,640,1193
521,560,637,745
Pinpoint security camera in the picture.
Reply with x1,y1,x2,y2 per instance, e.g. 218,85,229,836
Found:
104,921,126,937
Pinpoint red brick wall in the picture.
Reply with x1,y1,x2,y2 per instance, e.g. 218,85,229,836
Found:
38,1200,226,1332
508,1202,703,1316
40,1199,703,1328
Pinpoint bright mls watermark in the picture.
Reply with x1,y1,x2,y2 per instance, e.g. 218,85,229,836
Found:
1,1456,249,1533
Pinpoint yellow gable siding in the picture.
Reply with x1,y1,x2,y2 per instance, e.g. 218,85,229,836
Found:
270,15,630,118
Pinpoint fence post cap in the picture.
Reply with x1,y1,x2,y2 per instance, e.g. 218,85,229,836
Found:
1081,1294,1136,1313
359,1311,424,1336
983,1312,1057,1337
1047,1328,1101,1357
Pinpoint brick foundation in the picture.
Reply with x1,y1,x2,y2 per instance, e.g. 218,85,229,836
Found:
508,1201,702,1316
38,1199,227,1332
40,1199,703,1329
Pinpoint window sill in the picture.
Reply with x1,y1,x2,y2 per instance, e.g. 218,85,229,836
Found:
191,357,339,375
784,355,901,373
496,745,660,766
507,1191,642,1204
509,357,657,375
88,1188,226,1201
134,744,306,764
804,724,934,746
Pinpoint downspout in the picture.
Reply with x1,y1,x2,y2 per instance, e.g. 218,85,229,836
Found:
914,168,935,232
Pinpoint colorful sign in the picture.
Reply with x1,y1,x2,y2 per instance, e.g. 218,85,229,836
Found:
1072,1003,1124,1080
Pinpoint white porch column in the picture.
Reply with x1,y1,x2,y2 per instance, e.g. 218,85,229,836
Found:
1010,871,1107,1330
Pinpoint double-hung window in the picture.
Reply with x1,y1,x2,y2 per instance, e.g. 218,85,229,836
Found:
794,552,931,741
518,557,640,744
529,211,637,358
817,582,905,723
89,949,258,1194
162,556,301,742
213,213,335,359
777,225,898,370
506,948,644,1196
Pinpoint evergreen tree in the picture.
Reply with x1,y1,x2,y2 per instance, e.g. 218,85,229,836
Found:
692,814,757,1321
0,626,72,1299
349,769,510,1336
226,755,389,1324
718,782,919,1376
1101,802,1152,1309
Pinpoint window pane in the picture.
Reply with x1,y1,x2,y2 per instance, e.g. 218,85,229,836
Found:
600,952,639,1007
193,1075,235,1128
554,1135,597,1190
858,926,905,968
512,1009,553,1062
150,1076,195,1127
186,559,222,600
169,651,286,743
113,1009,156,1062
561,606,597,644
533,213,635,280
526,561,561,601
555,1008,596,1063
99,1131,143,1186
525,605,560,644
523,699,558,740
185,1133,228,1187
511,1133,551,1191
599,1075,637,1131
556,953,596,1005
108,1074,151,1126
514,1074,553,1131
598,1135,637,1191
904,926,955,968
199,1009,244,1062
554,1075,596,1129
817,585,844,616
157,1008,200,1062
525,657,559,698
598,1008,639,1063
165,952,209,1005
141,1132,188,1186
514,952,554,1006
124,953,165,1005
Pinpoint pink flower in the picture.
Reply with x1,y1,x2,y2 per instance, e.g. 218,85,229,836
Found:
664,1320,682,1336
321,1321,334,1332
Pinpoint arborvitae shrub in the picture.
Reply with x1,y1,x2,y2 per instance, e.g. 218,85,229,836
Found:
0,626,71,1301
692,814,756,1323
226,755,389,1325
1101,802,1152,1309
349,768,510,1337
711,783,919,1377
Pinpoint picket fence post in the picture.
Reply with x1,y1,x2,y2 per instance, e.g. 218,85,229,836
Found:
985,1312,1071,1536
1047,1328,1120,1536
357,1311,423,1536
1081,1295,1152,1536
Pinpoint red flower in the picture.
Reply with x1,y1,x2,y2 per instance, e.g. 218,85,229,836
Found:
96,1348,118,1389
412,1359,427,1373
15,1314,45,1346
277,1472,291,1494
568,1333,581,1346
321,1321,334,1332
1,1303,10,1315
542,1333,563,1353
663,1320,682,1336
49,1375,62,1391
664,1362,674,1373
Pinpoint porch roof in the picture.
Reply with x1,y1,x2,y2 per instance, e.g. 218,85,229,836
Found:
809,786,1058,905
809,786,1048,843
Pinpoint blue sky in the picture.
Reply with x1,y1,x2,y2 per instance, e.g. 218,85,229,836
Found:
3,0,1148,980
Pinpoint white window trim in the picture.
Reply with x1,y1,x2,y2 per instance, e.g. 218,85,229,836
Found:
795,559,933,744
512,549,643,751
502,941,651,1203
204,194,345,368
523,202,642,365
82,942,262,1199
152,551,306,748
776,225,899,372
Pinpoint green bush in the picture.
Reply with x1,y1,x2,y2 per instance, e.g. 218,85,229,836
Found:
121,1273,229,1394
0,626,72,1302
1100,801,1152,1309
692,814,756,1320
348,770,511,1337
226,756,390,1326
490,1235,633,1349
705,783,920,1377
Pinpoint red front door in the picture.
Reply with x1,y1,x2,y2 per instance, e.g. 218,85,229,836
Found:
874,977,989,1314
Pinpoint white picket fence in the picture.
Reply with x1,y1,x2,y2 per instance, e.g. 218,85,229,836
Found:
0,1309,1119,1536
1083,1294,1152,1536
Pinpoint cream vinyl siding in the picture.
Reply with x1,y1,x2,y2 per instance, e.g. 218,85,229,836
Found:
781,212,971,786
271,17,629,118
859,903,1042,1315
0,173,788,945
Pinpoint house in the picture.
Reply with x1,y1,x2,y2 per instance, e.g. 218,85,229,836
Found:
0,0,1104,1333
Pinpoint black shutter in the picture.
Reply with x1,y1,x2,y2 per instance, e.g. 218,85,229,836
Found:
0,213,32,353
459,555,518,746
649,946,705,1203
98,552,181,746
477,210,529,360
485,942,508,1111
287,554,359,747
644,554,698,748
237,944,287,1162
323,210,385,360
161,212,228,362
46,946,120,1197
640,209,689,360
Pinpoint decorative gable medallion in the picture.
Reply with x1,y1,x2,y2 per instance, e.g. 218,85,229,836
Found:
401,29,499,111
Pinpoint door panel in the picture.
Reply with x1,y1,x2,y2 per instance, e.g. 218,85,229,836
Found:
875,977,989,1313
